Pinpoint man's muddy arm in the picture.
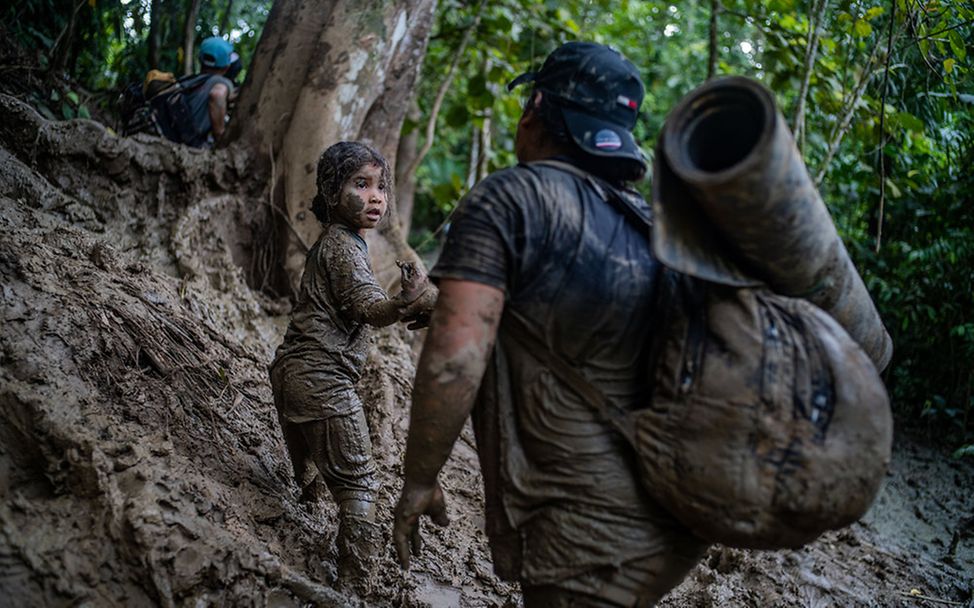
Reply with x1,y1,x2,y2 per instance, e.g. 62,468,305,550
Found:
405,279,503,483
394,279,504,567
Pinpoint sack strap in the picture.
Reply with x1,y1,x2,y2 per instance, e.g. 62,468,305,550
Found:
529,159,654,234
502,309,636,444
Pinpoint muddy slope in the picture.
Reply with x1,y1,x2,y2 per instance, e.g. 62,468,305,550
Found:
1,95,972,607
0,95,514,607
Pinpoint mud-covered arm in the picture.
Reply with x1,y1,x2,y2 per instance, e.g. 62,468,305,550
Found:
348,293,410,327
393,279,504,567
329,236,410,328
405,279,502,482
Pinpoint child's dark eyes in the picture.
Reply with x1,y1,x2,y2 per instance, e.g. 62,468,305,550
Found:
355,179,367,188
378,182,386,191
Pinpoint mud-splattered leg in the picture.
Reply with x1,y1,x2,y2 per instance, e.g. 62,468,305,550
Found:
270,367,321,500
278,412,323,503
300,405,380,596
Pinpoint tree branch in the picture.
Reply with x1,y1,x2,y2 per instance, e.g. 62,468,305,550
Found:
404,0,486,179
218,0,234,35
721,8,794,37
48,0,87,77
183,0,204,76
792,0,829,150
707,0,720,80
875,0,896,254
814,40,883,186
914,17,974,41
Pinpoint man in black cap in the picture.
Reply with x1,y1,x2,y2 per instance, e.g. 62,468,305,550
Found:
393,42,707,605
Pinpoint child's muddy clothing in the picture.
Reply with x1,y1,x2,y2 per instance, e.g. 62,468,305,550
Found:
271,223,388,423
270,223,390,505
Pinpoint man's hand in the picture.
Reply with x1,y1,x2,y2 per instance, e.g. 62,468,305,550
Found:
393,479,449,569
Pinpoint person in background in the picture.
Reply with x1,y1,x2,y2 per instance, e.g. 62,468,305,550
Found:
182,36,234,147
225,52,244,85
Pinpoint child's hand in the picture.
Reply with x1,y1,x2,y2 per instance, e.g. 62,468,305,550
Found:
397,259,430,303
400,286,438,329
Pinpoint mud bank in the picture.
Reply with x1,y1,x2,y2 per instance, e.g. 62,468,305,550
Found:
1,98,972,607
0,94,515,605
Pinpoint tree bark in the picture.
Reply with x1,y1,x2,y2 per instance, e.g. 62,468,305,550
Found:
182,0,203,76
395,100,421,235
227,0,437,293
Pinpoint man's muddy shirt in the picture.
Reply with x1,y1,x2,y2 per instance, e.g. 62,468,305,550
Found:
272,223,387,423
432,161,687,585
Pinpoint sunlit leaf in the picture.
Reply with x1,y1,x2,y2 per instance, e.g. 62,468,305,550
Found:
853,19,873,37
953,444,974,459
885,177,902,198
944,58,956,74
948,30,967,62
895,111,925,132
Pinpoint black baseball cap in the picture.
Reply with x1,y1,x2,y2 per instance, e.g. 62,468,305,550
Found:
508,41,645,164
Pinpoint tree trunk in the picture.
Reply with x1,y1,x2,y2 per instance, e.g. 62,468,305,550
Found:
182,0,203,76
228,0,437,293
219,0,234,35
395,100,421,235
148,0,163,68
707,0,719,80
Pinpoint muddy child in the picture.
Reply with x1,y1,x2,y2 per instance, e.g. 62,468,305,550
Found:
269,141,435,590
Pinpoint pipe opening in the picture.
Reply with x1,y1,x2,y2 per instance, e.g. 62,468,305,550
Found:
683,88,767,174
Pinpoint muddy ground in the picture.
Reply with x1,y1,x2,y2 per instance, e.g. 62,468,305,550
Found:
1,96,972,607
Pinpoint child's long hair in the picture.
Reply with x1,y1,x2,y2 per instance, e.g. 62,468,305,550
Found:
311,141,393,224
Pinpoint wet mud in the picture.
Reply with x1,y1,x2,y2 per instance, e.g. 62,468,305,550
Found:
1,96,971,607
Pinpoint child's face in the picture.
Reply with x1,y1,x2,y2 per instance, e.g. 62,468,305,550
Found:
334,163,388,233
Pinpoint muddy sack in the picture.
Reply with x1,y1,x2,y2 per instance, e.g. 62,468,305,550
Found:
639,272,893,549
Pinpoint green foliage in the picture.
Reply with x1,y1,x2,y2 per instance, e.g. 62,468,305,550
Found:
412,0,974,447
2,0,269,102
4,0,972,447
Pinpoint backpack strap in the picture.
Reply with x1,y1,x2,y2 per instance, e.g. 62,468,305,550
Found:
528,159,654,234
504,160,659,443
177,73,216,91
501,309,636,444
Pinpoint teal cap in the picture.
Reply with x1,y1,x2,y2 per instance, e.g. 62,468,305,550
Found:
199,37,233,69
